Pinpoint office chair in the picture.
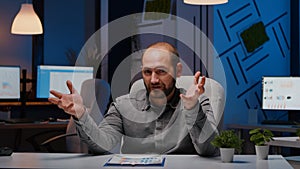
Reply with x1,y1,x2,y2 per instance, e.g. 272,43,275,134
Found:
129,76,225,131
40,78,111,153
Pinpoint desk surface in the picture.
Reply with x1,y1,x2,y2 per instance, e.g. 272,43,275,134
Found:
268,137,300,148
0,101,52,106
0,153,293,169
0,122,68,129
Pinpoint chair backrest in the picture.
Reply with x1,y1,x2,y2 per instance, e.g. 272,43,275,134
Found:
66,78,111,153
130,76,225,131
80,78,111,123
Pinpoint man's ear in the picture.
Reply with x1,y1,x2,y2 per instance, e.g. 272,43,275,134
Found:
176,63,182,78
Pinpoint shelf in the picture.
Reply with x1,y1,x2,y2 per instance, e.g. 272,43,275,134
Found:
0,101,52,106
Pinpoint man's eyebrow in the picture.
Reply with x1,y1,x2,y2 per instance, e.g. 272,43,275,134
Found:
142,66,168,69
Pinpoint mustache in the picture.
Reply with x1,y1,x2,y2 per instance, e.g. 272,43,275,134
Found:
150,83,163,88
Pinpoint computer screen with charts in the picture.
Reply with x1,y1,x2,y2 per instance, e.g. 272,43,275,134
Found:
36,65,93,98
0,66,20,100
262,76,300,110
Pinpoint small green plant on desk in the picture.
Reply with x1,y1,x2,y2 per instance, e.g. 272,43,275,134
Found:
211,130,243,163
249,128,274,160
249,128,274,146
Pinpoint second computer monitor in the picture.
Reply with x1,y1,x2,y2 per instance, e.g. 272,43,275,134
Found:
0,66,20,100
36,65,94,98
262,76,300,110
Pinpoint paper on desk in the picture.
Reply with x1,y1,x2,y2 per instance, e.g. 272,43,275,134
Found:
105,154,165,166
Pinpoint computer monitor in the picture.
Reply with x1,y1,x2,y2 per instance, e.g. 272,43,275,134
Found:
0,66,20,100
262,76,300,110
36,65,93,98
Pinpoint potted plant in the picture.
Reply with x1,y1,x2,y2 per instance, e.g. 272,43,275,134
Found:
211,130,244,163
249,128,274,160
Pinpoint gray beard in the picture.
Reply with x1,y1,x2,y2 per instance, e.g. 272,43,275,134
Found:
145,79,176,99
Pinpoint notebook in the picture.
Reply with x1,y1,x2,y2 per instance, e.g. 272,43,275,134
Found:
104,154,165,167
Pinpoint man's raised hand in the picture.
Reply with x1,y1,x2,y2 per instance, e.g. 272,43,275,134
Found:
48,80,86,119
180,71,206,110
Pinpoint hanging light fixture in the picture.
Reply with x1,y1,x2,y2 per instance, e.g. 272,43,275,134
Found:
11,3,43,35
184,0,228,5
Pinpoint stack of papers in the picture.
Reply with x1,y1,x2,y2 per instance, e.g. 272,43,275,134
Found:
104,154,165,166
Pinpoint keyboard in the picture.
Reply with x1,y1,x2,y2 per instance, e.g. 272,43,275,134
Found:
261,120,298,125
0,147,13,156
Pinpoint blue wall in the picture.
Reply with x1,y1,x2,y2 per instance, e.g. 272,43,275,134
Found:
214,0,290,125
43,0,86,65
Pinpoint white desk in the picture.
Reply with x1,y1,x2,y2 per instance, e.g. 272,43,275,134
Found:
268,137,300,148
227,123,299,133
227,123,300,154
0,153,293,169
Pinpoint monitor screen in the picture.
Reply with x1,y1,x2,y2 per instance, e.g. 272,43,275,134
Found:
262,77,300,110
36,65,94,98
0,66,20,99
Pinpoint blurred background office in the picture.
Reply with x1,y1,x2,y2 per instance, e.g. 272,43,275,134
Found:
0,0,299,154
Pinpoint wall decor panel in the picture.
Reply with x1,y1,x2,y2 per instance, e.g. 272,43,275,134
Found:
214,0,290,125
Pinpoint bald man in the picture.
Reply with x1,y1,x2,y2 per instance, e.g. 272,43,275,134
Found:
49,42,219,156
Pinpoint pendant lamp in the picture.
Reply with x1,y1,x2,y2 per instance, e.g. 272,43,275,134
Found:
11,3,43,35
184,0,228,5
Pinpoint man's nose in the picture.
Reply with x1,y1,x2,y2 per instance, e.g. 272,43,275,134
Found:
150,72,159,84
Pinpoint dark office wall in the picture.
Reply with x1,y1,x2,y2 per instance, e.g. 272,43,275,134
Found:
0,0,33,77
0,0,95,85
43,0,86,65
291,1,299,76
0,0,92,120
107,0,144,85
0,0,295,125
214,0,291,125
0,0,96,72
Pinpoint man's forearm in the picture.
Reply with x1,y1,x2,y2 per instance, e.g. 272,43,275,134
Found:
74,108,123,154
184,97,219,156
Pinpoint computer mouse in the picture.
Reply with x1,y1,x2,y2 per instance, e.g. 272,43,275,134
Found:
0,147,13,156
